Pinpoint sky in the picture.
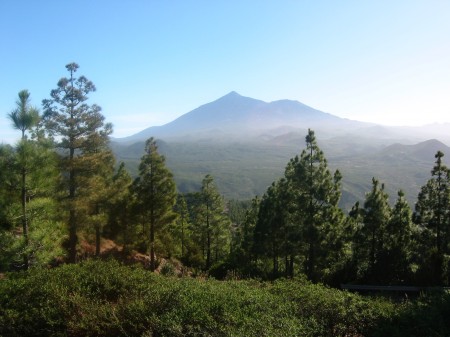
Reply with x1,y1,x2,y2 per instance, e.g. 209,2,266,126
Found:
1,1,450,143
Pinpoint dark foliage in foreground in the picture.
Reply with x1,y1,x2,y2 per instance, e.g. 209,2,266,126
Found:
0,260,449,336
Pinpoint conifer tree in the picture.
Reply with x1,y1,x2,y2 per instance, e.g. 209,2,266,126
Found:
77,149,116,256
0,145,19,269
227,199,248,259
18,134,61,268
254,179,291,277
386,190,415,283
0,145,16,231
3,91,61,269
415,151,450,284
284,129,344,281
105,162,134,254
134,137,177,271
8,90,40,269
173,195,191,260
42,63,112,263
348,201,365,280
233,196,260,273
195,175,230,269
358,178,391,283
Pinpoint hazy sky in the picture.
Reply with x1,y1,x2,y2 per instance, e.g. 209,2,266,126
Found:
1,1,450,143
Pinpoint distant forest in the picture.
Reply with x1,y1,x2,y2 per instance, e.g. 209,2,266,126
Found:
2,63,450,287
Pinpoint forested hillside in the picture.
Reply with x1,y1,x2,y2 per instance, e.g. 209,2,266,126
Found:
110,91,450,208
111,136,450,209
2,63,450,286
2,63,450,336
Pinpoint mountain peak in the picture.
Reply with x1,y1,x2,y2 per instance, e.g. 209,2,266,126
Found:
116,92,370,143
217,91,244,101
225,91,240,97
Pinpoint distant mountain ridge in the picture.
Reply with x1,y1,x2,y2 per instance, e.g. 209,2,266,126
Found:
110,92,450,208
380,139,450,162
115,91,371,143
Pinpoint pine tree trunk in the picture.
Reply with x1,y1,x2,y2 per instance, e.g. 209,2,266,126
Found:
206,230,211,269
150,210,155,271
181,218,184,259
273,255,278,278
370,228,376,280
21,166,28,269
68,145,77,263
95,225,101,257
69,209,77,263
290,254,294,278
206,204,211,269
285,254,289,277
307,242,315,280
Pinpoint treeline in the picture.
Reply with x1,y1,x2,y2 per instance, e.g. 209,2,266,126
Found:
232,130,450,286
0,64,230,274
1,63,450,287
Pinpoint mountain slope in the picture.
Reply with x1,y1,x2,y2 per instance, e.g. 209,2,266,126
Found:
111,135,450,209
115,91,370,143
110,92,450,209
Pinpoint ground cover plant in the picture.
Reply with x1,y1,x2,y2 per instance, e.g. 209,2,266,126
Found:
1,259,449,337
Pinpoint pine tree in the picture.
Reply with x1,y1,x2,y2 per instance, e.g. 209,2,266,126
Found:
284,129,344,281
415,151,450,284
0,144,20,270
386,190,415,283
134,137,177,271
42,63,112,263
232,196,260,274
19,134,60,268
254,179,292,278
173,195,191,260
359,178,391,283
77,149,116,256
195,175,230,270
0,145,16,231
7,90,40,269
104,162,134,254
227,199,249,259
2,91,61,269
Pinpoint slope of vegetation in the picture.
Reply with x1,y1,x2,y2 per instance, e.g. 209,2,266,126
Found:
1,259,450,337
111,136,450,209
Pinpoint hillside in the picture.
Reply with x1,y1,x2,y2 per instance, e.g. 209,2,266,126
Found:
111,92,450,209
111,137,450,209
114,92,371,144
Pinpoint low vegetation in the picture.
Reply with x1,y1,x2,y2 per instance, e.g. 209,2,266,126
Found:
0,259,449,337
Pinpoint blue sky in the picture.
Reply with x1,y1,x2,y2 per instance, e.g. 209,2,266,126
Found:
1,1,450,143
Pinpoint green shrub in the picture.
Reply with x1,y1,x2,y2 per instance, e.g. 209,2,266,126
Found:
0,260,449,336
160,261,176,276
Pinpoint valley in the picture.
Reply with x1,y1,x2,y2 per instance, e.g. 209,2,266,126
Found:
111,92,450,209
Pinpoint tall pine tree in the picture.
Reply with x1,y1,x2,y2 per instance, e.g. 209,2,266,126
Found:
358,178,391,283
254,179,293,278
134,137,177,271
284,129,345,281
415,151,450,285
104,162,135,254
194,175,230,270
42,63,112,263
8,90,40,269
386,190,415,283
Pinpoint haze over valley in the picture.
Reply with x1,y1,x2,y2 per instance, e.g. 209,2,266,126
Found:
111,92,450,208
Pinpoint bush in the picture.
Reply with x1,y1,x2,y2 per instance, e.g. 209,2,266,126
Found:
0,259,449,336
